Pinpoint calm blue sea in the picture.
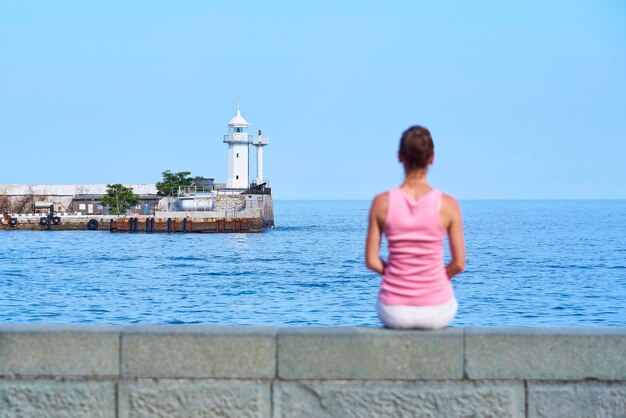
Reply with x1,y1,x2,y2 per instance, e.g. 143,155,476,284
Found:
0,200,625,327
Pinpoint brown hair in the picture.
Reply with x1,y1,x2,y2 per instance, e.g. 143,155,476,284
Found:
399,125,434,170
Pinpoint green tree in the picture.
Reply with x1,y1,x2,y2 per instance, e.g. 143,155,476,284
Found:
156,170,193,196
101,184,139,215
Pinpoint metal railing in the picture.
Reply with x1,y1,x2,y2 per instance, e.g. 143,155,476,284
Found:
177,186,214,196
250,136,269,146
249,180,270,188
223,134,253,144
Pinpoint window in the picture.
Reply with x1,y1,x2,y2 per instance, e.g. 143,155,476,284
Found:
96,204,103,210
236,153,239,158
79,204,86,210
236,175,239,179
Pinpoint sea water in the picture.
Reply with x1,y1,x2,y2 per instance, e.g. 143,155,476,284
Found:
0,200,624,327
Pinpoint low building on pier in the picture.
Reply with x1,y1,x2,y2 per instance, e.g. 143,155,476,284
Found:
70,194,159,216
0,184,157,215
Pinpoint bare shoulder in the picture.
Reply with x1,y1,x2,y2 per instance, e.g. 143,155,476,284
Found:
440,192,462,227
372,191,389,207
441,193,460,212
370,192,389,220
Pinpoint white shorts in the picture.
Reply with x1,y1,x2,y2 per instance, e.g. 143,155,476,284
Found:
376,298,458,330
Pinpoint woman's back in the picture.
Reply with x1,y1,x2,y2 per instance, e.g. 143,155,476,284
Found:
379,187,453,306
365,125,465,329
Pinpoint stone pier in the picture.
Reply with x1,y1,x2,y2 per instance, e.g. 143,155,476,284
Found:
0,325,624,417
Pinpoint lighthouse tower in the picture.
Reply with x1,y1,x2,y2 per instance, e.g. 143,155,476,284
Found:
251,129,269,185
224,105,252,189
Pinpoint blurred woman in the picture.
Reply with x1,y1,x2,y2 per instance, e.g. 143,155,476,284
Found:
366,126,465,329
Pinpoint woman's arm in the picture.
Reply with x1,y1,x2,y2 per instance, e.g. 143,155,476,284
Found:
365,193,388,275
441,194,466,280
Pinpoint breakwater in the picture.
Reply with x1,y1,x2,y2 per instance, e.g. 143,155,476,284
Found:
0,215,268,233
0,326,624,417
0,193,274,232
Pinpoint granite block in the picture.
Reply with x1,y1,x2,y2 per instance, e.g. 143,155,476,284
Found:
273,381,524,418
528,382,626,418
0,380,115,418
119,379,270,418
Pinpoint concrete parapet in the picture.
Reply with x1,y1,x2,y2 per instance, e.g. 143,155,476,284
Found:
0,325,624,417
465,327,626,380
121,325,276,378
0,324,121,377
278,327,463,380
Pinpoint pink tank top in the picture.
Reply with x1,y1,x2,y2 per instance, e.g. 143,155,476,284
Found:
378,187,454,306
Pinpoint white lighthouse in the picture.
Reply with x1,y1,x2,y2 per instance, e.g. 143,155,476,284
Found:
224,105,252,189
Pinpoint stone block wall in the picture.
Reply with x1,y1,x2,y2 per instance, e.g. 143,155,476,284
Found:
214,195,245,212
0,325,624,417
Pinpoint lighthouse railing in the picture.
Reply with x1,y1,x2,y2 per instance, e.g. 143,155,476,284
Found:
250,136,269,146
223,134,253,143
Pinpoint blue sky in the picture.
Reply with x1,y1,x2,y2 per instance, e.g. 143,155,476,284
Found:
1,1,624,199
